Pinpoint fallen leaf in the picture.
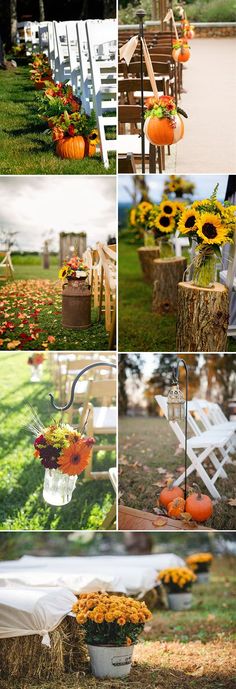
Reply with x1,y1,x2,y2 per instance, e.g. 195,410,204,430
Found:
152,517,168,528
228,498,236,507
181,512,193,522
157,467,166,474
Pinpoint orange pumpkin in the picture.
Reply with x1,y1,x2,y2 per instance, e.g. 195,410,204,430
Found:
56,135,86,160
159,484,184,510
172,44,190,63
185,484,213,523
167,497,186,518
144,114,184,146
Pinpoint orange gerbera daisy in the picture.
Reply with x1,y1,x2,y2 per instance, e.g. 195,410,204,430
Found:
58,437,95,476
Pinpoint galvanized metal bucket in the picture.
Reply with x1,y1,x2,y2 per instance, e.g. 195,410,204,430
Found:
168,592,192,611
87,644,134,678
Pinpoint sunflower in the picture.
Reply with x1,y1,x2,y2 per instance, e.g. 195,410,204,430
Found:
175,201,186,214
88,129,100,145
159,200,176,216
58,266,69,279
58,436,95,475
178,208,199,234
130,208,136,226
196,212,229,245
155,214,175,233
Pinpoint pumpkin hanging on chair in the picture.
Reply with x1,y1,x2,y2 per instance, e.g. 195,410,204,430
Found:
185,484,213,523
144,96,187,147
172,39,191,63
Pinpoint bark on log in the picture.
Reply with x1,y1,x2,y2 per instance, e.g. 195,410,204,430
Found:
138,246,160,283
152,257,187,314
176,281,229,352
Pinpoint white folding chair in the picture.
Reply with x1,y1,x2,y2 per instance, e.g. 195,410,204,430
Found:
86,19,117,168
156,395,234,499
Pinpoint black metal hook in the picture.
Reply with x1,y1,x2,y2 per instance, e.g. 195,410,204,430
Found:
49,362,116,412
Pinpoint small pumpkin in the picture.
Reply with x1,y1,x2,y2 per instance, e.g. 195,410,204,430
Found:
159,483,184,510
172,42,190,63
185,484,213,523
167,496,186,518
144,114,184,146
56,135,86,160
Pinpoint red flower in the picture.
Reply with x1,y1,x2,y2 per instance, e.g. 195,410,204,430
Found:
145,96,159,110
68,124,75,136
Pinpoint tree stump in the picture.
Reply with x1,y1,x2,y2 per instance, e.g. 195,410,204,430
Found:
152,257,187,314
137,246,160,284
176,282,229,351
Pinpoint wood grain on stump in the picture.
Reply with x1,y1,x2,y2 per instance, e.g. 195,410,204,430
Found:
137,246,160,283
176,281,229,352
152,257,187,314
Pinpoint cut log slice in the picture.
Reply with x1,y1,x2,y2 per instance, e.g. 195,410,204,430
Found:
152,257,187,314
176,281,229,352
137,246,160,284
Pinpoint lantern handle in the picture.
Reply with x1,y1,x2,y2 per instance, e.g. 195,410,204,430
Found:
49,362,116,412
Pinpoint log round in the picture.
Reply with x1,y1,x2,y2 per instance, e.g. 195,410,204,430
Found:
152,257,187,314
176,281,229,351
137,246,160,284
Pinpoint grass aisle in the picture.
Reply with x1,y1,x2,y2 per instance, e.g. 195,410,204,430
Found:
1,557,235,689
0,353,114,530
119,416,236,530
0,66,116,175
0,277,109,350
118,238,236,352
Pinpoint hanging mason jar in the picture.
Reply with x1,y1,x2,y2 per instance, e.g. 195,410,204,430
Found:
30,365,41,383
192,247,217,288
43,468,77,506
159,237,175,260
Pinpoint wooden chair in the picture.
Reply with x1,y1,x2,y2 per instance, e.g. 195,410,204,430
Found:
0,251,14,281
118,104,162,173
118,153,136,173
96,242,116,337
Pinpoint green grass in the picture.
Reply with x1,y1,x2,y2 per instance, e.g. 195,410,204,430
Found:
0,278,109,350
119,416,236,529
0,66,116,175
118,238,236,352
0,352,115,530
0,556,235,689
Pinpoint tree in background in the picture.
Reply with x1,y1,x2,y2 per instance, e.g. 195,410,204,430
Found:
38,0,45,22
202,354,236,412
145,354,201,415
118,353,143,415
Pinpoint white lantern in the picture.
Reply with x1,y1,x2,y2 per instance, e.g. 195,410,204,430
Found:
167,383,185,421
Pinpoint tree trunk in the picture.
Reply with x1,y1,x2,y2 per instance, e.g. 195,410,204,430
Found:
152,257,187,314
152,0,158,20
10,0,17,46
39,0,45,22
0,34,6,68
138,246,160,284
176,282,229,352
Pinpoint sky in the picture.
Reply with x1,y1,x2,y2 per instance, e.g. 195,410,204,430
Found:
118,174,228,205
0,177,117,252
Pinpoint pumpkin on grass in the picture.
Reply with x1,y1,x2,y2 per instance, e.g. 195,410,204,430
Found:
185,484,213,523
144,95,187,147
167,497,186,518
159,483,184,509
56,135,86,160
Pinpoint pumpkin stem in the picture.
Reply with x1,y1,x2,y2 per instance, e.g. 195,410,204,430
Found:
192,483,202,500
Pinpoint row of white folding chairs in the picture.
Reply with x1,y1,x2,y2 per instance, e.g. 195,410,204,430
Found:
17,21,39,54
38,19,117,168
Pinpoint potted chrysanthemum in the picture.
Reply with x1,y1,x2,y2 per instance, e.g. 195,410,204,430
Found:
32,420,95,505
158,567,196,610
186,553,213,583
58,255,91,329
178,184,236,288
73,592,152,679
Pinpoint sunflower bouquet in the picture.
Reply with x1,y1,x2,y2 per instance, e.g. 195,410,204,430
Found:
73,593,152,646
129,201,155,246
158,567,196,593
164,175,195,199
33,422,95,476
59,256,89,282
146,199,186,258
178,184,236,287
186,553,213,573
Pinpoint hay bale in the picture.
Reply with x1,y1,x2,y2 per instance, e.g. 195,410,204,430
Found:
0,616,88,682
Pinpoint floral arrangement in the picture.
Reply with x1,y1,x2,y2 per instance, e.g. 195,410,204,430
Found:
27,353,44,366
38,81,82,122
172,39,190,51
58,255,89,281
144,95,187,127
33,421,95,475
29,53,53,86
177,184,236,287
73,593,152,646
129,198,185,254
186,553,213,573
158,567,196,592
50,110,97,142
164,175,195,198
181,19,195,39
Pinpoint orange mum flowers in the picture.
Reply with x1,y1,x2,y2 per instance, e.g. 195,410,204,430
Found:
58,436,95,476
